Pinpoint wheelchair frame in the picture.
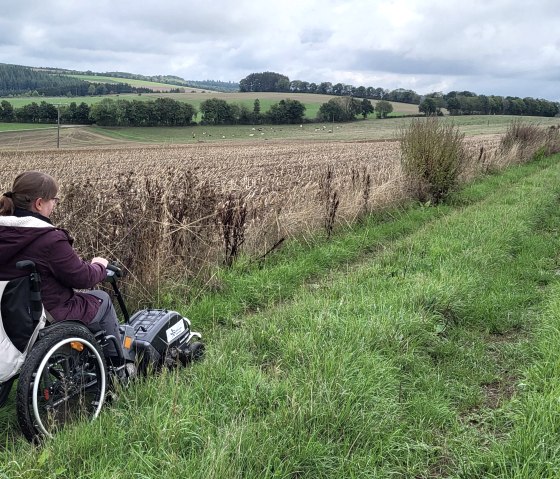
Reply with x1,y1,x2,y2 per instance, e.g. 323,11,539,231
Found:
0,260,203,442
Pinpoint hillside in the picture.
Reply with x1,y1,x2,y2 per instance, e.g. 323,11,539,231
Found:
0,63,232,97
0,63,150,97
0,63,89,96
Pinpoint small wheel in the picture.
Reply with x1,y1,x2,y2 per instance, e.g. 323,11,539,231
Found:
0,377,15,408
16,323,107,441
181,341,205,365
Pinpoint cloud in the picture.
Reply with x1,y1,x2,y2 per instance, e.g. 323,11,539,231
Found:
2,0,559,100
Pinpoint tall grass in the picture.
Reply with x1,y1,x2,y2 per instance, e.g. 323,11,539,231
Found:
1,152,560,478
399,118,467,203
0,121,558,304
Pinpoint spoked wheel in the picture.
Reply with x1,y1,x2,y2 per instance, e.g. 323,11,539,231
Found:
16,323,107,442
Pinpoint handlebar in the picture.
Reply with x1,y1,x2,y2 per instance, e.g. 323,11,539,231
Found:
103,262,130,323
105,263,123,283
106,263,123,276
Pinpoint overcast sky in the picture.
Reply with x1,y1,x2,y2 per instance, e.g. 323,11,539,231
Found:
2,0,559,100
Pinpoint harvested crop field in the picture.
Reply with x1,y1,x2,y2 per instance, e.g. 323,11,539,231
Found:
0,133,503,298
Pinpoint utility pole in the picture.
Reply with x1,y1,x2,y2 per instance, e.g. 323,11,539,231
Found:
57,104,61,148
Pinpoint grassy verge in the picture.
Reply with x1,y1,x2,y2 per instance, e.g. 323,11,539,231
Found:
1,155,560,477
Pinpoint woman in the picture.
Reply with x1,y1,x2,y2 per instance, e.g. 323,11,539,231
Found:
0,170,124,362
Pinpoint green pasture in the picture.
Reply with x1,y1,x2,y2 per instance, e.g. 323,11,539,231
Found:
63,74,188,90
0,93,326,120
91,115,560,145
0,92,417,120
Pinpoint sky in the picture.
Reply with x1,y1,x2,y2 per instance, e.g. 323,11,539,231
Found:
1,0,559,101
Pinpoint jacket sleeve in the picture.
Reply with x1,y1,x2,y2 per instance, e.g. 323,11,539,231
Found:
46,230,106,289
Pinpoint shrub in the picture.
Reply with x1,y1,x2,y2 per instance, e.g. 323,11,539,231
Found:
500,119,543,151
399,118,466,204
499,119,560,163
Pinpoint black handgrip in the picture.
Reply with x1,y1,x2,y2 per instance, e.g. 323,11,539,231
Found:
106,263,123,277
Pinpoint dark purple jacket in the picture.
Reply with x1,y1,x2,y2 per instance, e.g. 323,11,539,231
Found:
0,211,106,324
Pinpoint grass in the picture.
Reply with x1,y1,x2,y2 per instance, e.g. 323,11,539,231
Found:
1,153,560,477
0,123,57,132
0,92,420,120
89,115,559,145
63,74,190,90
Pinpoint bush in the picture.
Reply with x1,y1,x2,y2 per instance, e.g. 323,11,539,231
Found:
500,119,560,162
500,119,544,151
399,118,466,204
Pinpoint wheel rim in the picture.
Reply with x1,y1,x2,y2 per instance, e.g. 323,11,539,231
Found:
31,337,106,437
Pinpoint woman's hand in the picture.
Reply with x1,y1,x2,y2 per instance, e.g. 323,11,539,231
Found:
91,257,109,268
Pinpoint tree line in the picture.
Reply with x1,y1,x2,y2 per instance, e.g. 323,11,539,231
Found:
419,91,559,117
0,96,381,127
0,63,153,97
240,72,560,117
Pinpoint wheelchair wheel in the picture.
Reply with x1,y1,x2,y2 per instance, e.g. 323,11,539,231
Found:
16,323,107,441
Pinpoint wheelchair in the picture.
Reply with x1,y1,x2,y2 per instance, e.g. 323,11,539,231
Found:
0,260,203,442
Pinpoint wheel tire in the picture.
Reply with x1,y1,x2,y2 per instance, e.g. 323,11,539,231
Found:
16,323,107,442
181,341,205,364
0,377,15,408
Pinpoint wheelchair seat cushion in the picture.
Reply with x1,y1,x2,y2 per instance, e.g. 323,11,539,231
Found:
0,277,46,382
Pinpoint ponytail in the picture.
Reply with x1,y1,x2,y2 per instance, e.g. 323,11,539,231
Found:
0,192,15,216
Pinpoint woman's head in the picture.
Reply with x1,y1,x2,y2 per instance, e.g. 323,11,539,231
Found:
0,171,59,217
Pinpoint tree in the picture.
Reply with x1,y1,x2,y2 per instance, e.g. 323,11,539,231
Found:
317,82,333,94
355,86,367,98
446,97,461,115
239,72,290,92
89,98,118,126
253,99,261,115
251,99,262,124
332,83,344,95
317,100,346,122
419,97,437,116
61,102,77,123
360,99,374,118
317,97,361,122
200,98,235,124
385,88,421,104
76,102,92,124
38,101,58,123
0,100,14,122
266,99,306,124
375,100,393,118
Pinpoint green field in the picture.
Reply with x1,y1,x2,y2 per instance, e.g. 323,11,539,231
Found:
64,74,190,90
92,115,560,144
0,91,419,120
1,153,560,477
1,115,557,151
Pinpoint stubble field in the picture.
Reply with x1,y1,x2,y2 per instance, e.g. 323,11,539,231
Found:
0,119,509,301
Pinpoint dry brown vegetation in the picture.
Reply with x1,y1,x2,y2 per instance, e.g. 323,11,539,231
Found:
1,121,555,304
